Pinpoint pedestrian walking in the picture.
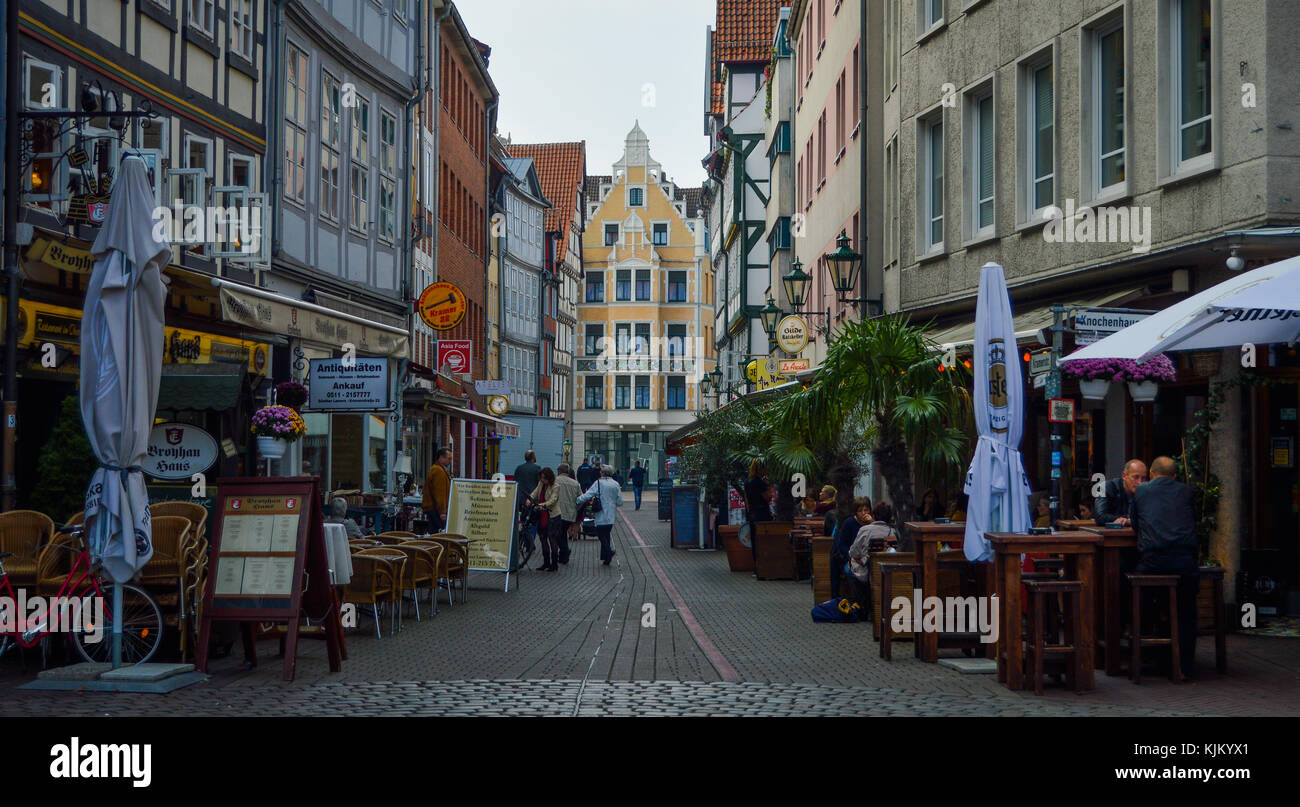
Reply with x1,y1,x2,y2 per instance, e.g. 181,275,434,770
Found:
421,448,453,533
529,467,558,571
577,464,624,565
514,450,541,553
551,463,582,565
629,460,647,510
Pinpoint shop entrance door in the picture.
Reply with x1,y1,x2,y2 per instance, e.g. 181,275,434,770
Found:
1255,380,1300,596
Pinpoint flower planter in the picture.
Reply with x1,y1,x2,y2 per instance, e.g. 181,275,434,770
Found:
1080,379,1110,401
719,525,753,572
1128,380,1159,402
257,436,287,459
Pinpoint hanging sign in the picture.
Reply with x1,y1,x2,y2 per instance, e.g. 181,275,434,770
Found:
776,315,809,354
144,422,219,480
1048,398,1075,423
1029,352,1053,376
474,379,510,396
418,282,468,331
308,357,390,410
437,339,472,375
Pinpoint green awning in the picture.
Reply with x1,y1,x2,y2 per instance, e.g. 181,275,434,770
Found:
156,364,244,412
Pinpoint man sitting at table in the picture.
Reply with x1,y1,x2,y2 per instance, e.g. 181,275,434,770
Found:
326,497,364,539
1129,455,1199,681
1095,458,1147,526
831,498,872,600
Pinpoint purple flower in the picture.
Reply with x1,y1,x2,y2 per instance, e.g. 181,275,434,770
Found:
1062,354,1176,383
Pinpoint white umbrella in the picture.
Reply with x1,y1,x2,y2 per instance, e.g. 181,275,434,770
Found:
963,263,1032,562
80,155,169,665
1065,254,1300,361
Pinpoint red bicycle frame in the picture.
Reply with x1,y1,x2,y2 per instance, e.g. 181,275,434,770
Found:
0,545,106,649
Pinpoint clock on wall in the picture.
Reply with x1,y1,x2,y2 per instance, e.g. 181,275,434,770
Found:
487,395,509,416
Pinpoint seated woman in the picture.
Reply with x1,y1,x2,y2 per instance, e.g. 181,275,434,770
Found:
816,485,838,536
326,496,365,539
917,488,943,521
846,502,900,607
1074,498,1095,521
1033,493,1052,528
945,491,968,523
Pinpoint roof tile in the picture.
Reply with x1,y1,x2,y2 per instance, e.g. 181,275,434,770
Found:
504,141,587,262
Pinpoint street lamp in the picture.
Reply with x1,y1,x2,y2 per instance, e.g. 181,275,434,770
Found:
760,295,781,341
782,260,811,311
823,230,862,300
699,372,712,396
709,366,723,392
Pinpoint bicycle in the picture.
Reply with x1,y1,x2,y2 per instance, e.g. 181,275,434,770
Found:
509,507,536,573
0,523,163,665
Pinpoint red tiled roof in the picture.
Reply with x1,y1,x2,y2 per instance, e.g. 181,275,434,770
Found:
505,141,587,262
710,0,789,116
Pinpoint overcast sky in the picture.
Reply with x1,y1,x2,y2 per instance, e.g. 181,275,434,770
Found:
456,0,715,188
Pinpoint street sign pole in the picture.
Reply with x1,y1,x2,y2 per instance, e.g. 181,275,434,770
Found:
1048,305,1064,526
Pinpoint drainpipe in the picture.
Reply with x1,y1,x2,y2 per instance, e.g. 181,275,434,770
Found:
3,0,20,509
482,95,498,477
858,0,873,318
270,0,287,262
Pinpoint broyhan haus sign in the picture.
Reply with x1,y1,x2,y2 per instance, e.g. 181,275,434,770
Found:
308,358,390,411
144,423,219,480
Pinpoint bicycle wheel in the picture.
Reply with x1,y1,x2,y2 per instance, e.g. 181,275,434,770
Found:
72,583,163,665
0,636,10,659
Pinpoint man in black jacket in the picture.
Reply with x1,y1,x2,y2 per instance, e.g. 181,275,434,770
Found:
1129,456,1199,680
1095,458,1148,526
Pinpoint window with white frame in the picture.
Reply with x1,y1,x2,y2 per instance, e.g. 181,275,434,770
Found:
350,98,369,234
190,0,215,38
23,58,65,205
885,0,899,95
320,71,341,221
884,136,899,266
228,153,253,188
1019,54,1054,221
965,84,995,239
284,44,308,204
185,134,213,175
1084,16,1126,198
919,0,943,35
229,0,253,60
1169,0,1213,172
378,110,396,242
918,112,944,253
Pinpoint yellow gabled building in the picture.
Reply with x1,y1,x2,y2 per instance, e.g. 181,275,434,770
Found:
576,123,715,484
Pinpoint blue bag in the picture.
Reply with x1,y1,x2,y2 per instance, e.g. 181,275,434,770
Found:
811,597,861,623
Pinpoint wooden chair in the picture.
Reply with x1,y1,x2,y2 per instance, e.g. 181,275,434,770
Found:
753,522,796,580
342,554,398,638
869,552,916,642
878,560,921,661
0,510,55,589
388,544,438,621
149,501,208,545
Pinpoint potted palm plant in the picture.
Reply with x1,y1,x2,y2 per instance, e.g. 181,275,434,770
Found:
251,404,307,459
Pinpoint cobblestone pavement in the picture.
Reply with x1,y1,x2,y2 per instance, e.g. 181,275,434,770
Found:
1,496,1296,716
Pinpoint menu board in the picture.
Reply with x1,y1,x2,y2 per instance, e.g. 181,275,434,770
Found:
211,494,303,604
446,478,516,576
670,485,701,549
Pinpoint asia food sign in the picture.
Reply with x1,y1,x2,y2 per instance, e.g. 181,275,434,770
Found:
437,340,472,375
143,422,219,480
308,357,389,411
418,282,467,332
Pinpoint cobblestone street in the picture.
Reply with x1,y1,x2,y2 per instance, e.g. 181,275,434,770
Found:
2,497,1297,716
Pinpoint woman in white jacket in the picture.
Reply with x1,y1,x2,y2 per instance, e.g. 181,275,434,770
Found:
576,465,624,565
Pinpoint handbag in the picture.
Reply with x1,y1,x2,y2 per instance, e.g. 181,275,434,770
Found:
587,482,604,514
537,483,550,529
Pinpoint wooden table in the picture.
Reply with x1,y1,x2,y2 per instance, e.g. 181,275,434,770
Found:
905,522,971,663
1080,525,1137,677
986,531,1101,692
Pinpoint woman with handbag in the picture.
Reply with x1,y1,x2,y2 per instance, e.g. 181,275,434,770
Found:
529,467,558,571
576,465,624,565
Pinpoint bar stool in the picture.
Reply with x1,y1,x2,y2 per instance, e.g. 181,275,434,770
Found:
1023,579,1084,695
1126,573,1181,684
1199,566,1227,674
878,561,920,661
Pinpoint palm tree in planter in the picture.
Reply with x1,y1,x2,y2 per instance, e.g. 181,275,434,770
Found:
773,315,972,528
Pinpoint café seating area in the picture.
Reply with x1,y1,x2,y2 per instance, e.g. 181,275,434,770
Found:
341,532,470,639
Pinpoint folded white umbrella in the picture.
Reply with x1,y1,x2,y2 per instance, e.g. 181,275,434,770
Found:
964,263,1033,561
1065,254,1300,361
80,155,170,585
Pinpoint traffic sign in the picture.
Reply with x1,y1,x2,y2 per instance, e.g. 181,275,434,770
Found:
417,282,467,331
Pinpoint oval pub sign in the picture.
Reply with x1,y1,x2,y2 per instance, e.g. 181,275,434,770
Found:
144,422,219,480
417,282,468,332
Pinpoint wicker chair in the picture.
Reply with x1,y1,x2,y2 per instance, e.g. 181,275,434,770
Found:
388,544,438,621
350,548,405,636
34,531,82,597
424,534,469,604
403,541,450,609
0,510,55,588
64,511,85,527
378,531,417,540
149,501,208,545
342,554,396,639
137,516,193,602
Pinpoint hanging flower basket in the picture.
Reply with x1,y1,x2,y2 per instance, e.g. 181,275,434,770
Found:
251,404,307,457
1128,381,1159,402
275,381,309,411
1080,379,1111,400
1062,354,1177,383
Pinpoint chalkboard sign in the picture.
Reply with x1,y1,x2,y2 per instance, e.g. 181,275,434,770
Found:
196,476,342,681
657,478,673,521
670,485,701,549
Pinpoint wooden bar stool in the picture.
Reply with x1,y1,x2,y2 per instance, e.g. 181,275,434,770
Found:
1023,579,1084,695
1127,573,1181,684
878,561,920,661
1199,566,1227,674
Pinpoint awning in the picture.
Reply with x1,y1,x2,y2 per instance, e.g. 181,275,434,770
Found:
665,380,799,454
441,405,520,439
156,354,244,412
211,277,409,358
929,288,1139,351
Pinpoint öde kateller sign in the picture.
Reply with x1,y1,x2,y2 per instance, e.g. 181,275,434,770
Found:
308,357,389,410
144,422,218,480
776,315,809,354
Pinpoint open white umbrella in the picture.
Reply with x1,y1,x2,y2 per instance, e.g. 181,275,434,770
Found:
1065,254,1300,361
963,263,1032,561
80,155,169,665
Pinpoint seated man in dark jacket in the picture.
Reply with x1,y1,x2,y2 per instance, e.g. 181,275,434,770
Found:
1095,458,1147,526
830,498,872,600
1129,456,1199,680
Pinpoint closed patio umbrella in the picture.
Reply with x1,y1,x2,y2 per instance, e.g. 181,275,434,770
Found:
1065,254,1300,361
963,263,1032,561
79,155,170,666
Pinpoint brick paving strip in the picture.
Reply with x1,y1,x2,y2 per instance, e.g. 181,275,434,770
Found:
0,499,1296,716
